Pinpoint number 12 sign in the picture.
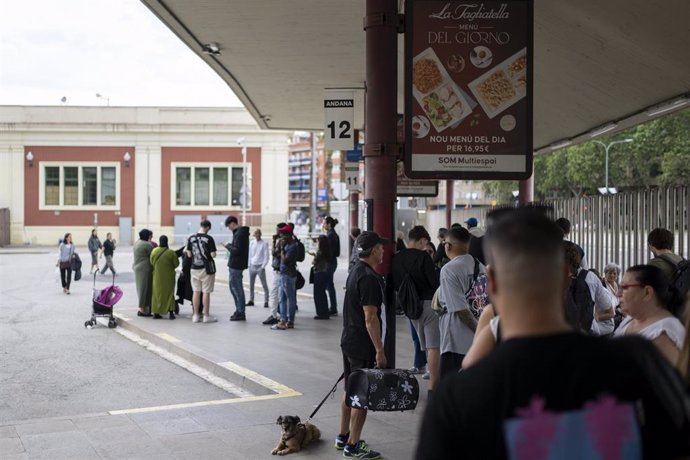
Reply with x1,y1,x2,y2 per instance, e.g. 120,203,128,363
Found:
324,90,354,151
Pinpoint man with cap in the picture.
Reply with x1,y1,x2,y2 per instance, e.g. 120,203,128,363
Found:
336,231,389,459
465,217,486,265
270,225,300,330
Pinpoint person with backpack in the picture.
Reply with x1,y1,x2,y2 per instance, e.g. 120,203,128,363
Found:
563,242,615,335
271,225,299,330
647,227,689,320
392,225,441,389
323,216,340,316
648,228,683,282
437,226,487,376
262,223,287,326
614,264,686,369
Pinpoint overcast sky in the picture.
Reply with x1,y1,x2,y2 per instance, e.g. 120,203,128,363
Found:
0,0,242,107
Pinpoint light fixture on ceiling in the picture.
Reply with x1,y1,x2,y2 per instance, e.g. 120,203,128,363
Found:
550,139,572,150
123,151,131,167
588,122,618,138
646,96,689,117
202,43,221,56
261,114,272,123
26,151,34,167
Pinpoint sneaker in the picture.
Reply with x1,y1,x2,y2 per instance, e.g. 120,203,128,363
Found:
287,321,294,329
229,312,246,322
329,309,338,317
271,321,288,330
169,312,176,320
422,371,430,380
203,315,218,323
334,433,349,450
343,440,380,459
153,313,163,319
263,302,269,308
192,314,201,323
246,300,254,306
262,315,279,325
408,366,426,375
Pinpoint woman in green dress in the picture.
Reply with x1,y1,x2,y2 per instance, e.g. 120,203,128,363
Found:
133,229,154,317
150,235,179,319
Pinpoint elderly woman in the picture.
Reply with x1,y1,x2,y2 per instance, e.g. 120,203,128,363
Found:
614,264,685,368
133,229,154,317
603,262,621,297
151,235,179,320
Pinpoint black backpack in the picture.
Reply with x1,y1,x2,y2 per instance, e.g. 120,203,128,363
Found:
396,273,423,320
295,238,306,262
659,255,690,319
564,269,595,333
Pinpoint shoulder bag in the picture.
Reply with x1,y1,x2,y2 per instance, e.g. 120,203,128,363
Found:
195,238,216,275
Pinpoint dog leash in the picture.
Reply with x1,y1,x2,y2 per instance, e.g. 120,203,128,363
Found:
306,373,344,423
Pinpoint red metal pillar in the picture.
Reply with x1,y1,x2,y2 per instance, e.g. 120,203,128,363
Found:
518,166,534,204
364,0,398,273
349,191,359,257
446,180,454,228
364,0,398,367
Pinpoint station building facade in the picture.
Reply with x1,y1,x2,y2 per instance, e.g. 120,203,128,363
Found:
0,106,291,246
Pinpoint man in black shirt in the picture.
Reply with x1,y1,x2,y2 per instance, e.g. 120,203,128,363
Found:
416,207,690,460
338,231,389,460
99,232,116,275
186,220,218,323
391,225,440,390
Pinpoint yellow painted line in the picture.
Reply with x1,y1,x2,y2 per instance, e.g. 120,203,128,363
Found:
156,332,180,343
218,361,301,396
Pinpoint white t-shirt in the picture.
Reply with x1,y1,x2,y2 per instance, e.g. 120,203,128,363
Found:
614,316,686,350
438,254,485,355
582,270,615,335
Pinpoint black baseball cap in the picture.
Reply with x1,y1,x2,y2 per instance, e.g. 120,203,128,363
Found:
356,231,389,255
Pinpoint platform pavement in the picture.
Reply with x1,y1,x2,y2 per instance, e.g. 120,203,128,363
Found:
1,247,428,460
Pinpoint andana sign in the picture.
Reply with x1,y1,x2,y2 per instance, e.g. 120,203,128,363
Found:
405,0,533,180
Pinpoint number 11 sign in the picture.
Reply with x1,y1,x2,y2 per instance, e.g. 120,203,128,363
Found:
324,90,354,151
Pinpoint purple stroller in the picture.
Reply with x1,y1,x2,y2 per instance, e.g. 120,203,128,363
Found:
84,273,123,329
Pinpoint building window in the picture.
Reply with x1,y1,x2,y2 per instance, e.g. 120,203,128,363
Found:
172,163,249,209
40,163,120,210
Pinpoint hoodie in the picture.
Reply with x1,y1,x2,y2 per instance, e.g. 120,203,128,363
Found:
225,226,250,270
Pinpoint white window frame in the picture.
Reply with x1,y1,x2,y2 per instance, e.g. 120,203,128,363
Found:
39,162,121,210
170,162,251,211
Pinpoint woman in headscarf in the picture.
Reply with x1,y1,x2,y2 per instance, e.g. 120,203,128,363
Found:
133,229,154,317
151,235,179,319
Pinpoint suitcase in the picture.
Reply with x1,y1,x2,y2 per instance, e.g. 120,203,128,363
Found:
346,368,419,412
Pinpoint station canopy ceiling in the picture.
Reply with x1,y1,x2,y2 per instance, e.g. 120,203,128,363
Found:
142,0,690,151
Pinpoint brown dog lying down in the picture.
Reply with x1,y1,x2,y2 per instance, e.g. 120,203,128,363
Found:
271,415,321,455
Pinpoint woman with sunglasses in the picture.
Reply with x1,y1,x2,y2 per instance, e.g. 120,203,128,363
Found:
614,264,685,368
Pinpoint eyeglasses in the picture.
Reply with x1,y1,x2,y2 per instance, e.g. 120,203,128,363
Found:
618,283,644,291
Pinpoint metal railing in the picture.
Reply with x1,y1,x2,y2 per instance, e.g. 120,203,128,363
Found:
547,186,689,271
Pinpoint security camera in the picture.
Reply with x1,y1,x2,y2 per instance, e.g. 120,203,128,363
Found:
236,137,246,145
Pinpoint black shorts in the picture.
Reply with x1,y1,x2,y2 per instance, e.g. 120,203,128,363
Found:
342,353,375,390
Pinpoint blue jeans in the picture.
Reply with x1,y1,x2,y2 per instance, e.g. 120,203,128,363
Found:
326,259,338,312
410,320,427,369
279,273,297,322
313,271,330,318
228,268,246,314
